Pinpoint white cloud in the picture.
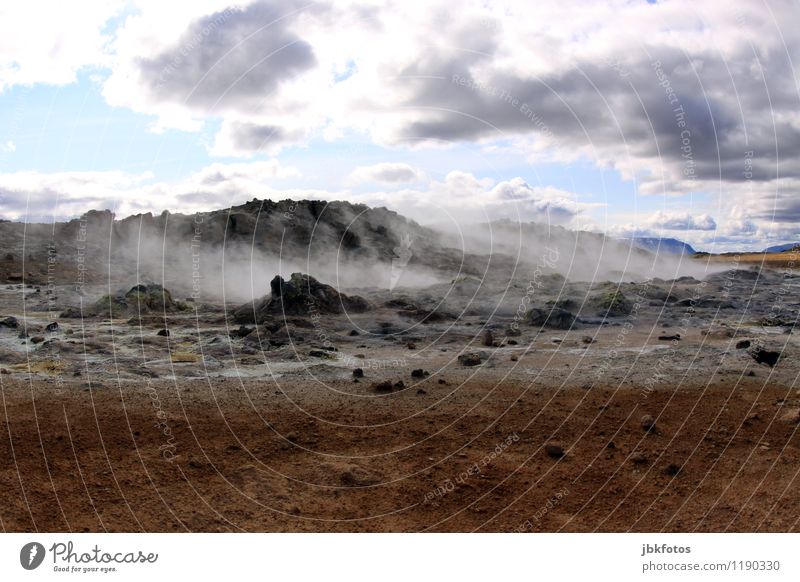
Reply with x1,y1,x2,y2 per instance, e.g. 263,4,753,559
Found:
0,141,15,153
0,0,123,91
348,162,425,185
0,159,300,220
646,211,717,231
191,159,300,184
348,172,598,225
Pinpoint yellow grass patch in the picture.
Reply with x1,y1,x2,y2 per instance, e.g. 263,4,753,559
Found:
12,360,67,375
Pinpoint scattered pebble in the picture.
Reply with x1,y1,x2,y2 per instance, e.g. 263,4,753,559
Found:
640,414,657,432
545,443,565,459
373,381,393,393
483,330,494,347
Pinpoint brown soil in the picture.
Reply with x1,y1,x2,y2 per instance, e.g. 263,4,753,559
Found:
2,374,798,532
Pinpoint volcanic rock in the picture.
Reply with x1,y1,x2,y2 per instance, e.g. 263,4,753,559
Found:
640,414,657,432
525,307,576,330
748,346,780,367
458,353,482,366
89,284,187,317
233,273,370,323
545,444,566,459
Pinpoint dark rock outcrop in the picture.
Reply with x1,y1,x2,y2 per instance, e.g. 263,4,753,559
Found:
526,307,576,329
234,273,370,324
89,284,187,318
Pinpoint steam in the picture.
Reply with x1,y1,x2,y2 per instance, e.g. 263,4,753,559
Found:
29,202,729,308
431,220,720,283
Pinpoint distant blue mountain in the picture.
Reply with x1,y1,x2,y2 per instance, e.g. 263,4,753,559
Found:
763,242,800,253
624,237,696,255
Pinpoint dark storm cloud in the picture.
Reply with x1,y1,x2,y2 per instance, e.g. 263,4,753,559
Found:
138,1,320,111
393,42,800,187
746,189,800,223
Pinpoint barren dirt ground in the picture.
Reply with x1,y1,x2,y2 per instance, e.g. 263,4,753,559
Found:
2,335,798,532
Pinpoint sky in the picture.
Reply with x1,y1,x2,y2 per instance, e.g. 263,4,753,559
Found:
0,0,799,252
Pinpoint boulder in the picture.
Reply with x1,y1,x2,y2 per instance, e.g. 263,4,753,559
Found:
233,273,370,323
458,353,482,366
526,307,576,330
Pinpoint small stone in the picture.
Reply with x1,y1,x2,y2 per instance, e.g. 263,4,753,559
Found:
510,355,518,361
640,414,657,432
45,322,59,332
352,368,364,378
631,452,648,465
437,378,447,385
394,380,405,389
340,467,377,487
779,408,800,424
544,443,565,459
407,342,416,350
458,353,482,366
411,369,428,378
482,330,494,347
735,339,751,349
233,326,253,338
582,336,596,344
30,336,45,344
416,388,427,395
348,329,360,336
664,463,681,476
749,346,780,367
373,381,393,393
157,329,170,337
